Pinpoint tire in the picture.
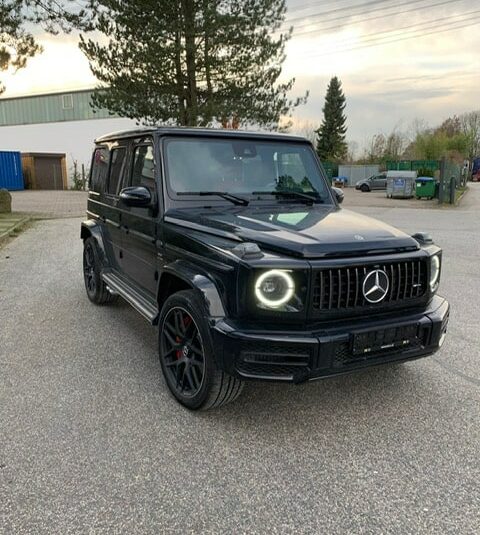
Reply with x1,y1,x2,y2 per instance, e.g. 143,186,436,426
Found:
158,290,244,410
360,184,370,192
83,237,118,305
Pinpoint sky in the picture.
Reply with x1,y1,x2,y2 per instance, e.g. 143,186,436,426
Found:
1,0,479,152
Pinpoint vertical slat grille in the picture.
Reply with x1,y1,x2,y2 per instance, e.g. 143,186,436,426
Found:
312,259,428,313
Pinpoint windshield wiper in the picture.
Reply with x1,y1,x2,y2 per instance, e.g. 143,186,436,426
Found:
252,190,324,204
177,191,249,206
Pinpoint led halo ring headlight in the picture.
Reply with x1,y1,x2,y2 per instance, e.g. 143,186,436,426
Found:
430,255,441,290
255,269,295,308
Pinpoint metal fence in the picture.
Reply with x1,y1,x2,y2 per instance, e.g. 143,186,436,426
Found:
386,160,440,173
438,159,463,204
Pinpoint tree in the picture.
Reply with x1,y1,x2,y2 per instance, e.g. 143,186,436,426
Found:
79,0,307,129
315,76,347,162
460,111,480,161
0,1,89,93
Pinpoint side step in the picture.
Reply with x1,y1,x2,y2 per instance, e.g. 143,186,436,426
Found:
102,270,158,324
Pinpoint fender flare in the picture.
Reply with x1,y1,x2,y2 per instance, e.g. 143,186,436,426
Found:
80,220,110,268
158,260,226,319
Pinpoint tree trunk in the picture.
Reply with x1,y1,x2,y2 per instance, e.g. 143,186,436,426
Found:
203,0,214,125
174,27,187,126
182,0,198,126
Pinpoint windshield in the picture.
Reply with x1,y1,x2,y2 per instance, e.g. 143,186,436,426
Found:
164,137,332,204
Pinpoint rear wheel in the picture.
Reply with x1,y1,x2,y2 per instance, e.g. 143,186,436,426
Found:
360,184,370,192
83,237,117,305
158,290,244,410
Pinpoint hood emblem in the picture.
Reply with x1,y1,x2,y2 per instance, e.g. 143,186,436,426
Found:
363,269,390,303
354,234,365,241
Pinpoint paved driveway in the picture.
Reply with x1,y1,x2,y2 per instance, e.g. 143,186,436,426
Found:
10,190,88,218
1,186,479,533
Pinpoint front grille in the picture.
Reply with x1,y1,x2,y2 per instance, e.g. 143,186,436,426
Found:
311,259,428,314
237,342,311,378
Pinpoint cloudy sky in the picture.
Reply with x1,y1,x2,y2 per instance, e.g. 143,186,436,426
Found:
2,0,479,149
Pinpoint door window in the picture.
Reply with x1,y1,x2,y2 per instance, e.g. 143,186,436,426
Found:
90,147,110,192
107,147,127,195
131,145,155,190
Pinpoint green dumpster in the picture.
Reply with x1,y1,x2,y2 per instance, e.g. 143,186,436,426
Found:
415,177,436,199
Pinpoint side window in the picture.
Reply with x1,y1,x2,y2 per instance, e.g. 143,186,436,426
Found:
90,147,110,192
107,147,127,195
131,145,155,189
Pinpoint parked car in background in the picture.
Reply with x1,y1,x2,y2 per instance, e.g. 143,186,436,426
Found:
355,172,387,192
472,157,480,182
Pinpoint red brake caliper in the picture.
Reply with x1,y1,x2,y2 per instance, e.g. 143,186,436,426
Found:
175,315,192,359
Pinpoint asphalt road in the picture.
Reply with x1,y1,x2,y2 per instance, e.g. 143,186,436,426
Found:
1,186,479,534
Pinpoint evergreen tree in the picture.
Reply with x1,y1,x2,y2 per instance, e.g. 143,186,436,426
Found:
316,77,347,161
79,0,307,129
0,1,89,93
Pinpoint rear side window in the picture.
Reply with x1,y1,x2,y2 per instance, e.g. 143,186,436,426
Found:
107,147,127,195
131,145,155,189
90,147,110,192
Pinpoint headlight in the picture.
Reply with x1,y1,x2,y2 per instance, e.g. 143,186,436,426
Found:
430,255,441,290
254,269,295,308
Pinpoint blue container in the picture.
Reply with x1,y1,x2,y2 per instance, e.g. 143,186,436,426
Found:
0,151,24,190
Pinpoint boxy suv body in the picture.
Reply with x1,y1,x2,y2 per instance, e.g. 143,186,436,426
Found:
81,128,449,410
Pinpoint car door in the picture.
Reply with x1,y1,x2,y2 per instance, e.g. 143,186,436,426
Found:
89,143,128,269
371,175,383,189
376,174,387,189
120,139,159,296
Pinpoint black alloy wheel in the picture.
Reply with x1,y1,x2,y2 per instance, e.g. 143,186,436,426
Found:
158,290,244,410
160,307,205,398
82,237,117,305
83,240,97,297
361,184,370,192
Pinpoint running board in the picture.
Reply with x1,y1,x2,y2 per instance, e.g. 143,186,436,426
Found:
102,271,158,324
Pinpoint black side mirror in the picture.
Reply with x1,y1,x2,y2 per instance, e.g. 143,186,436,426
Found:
332,186,344,204
119,186,152,207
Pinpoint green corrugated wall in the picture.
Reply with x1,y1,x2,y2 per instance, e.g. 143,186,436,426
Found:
0,90,116,127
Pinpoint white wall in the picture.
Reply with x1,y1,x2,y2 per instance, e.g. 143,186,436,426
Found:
0,117,139,184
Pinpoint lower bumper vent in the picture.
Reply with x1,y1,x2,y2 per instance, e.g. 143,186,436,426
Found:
237,342,311,378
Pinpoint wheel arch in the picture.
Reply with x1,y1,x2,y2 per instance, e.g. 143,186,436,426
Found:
81,220,109,267
157,260,226,321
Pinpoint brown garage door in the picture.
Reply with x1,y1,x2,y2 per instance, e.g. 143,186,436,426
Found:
34,158,64,190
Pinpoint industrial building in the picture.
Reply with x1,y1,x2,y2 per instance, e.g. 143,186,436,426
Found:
0,89,138,185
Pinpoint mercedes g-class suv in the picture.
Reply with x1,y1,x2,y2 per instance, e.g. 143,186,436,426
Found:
81,128,449,410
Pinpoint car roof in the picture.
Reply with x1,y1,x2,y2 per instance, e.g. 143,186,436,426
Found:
95,126,310,144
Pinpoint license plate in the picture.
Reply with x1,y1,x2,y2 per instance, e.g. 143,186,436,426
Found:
352,324,419,356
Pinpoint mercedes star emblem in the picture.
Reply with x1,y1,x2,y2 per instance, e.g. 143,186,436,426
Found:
362,269,390,303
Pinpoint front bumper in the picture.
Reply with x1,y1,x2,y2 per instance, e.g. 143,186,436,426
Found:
212,295,450,383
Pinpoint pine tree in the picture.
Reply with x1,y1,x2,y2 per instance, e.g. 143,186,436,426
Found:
79,0,307,129
316,77,347,162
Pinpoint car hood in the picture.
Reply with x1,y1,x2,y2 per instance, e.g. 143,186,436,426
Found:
165,204,419,258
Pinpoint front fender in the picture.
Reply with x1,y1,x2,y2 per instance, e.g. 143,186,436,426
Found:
80,220,110,268
160,260,227,319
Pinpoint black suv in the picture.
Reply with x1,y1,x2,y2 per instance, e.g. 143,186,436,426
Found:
81,128,449,410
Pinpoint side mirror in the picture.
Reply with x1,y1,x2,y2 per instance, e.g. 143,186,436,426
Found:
332,186,344,204
119,186,152,207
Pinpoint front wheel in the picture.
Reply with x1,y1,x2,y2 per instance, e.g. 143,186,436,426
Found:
360,184,370,192
158,290,244,410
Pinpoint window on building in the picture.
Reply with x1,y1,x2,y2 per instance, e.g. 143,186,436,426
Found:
90,147,110,192
107,147,127,195
131,144,155,189
62,94,73,109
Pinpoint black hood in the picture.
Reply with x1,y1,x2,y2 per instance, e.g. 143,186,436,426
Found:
165,204,419,258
